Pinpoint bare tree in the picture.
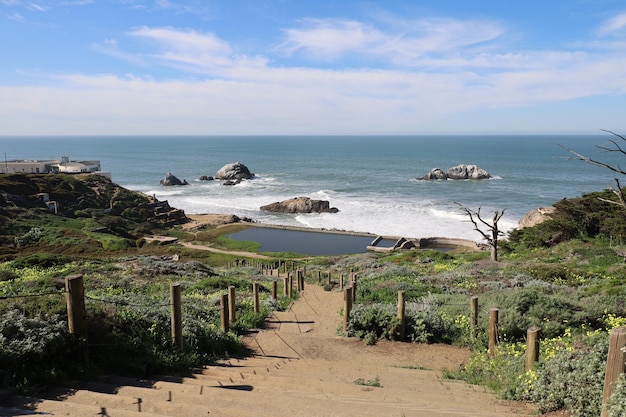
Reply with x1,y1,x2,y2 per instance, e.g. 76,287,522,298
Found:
558,130,626,209
455,202,506,262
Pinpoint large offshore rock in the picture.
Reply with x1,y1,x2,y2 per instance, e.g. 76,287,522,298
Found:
418,164,491,180
260,197,339,213
215,162,253,180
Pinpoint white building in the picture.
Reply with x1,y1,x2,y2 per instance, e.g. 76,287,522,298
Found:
0,156,102,174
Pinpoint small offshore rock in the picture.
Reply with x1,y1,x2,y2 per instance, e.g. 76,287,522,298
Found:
199,175,214,181
160,172,189,186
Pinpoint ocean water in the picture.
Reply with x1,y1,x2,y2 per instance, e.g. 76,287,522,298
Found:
0,135,621,241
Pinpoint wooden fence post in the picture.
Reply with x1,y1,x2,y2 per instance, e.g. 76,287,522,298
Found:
327,271,331,286
283,276,289,297
288,274,293,298
170,282,183,350
470,296,479,338
228,285,236,323
488,308,499,357
317,270,321,284
299,270,305,291
340,274,344,290
397,290,406,341
253,282,260,313
220,293,229,333
65,274,87,339
352,275,357,302
525,327,540,371
601,326,626,417
272,280,277,300
343,287,353,333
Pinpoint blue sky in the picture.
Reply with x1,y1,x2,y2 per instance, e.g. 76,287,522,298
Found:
1,0,625,135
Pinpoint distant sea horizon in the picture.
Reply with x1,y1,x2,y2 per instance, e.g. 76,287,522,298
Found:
0,135,621,242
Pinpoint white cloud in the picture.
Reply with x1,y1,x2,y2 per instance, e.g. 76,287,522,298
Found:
274,16,505,66
3,11,626,135
2,45,626,136
598,11,626,36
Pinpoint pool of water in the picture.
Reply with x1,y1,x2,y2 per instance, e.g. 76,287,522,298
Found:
228,227,396,255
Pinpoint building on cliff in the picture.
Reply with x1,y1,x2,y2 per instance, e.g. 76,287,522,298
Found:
1,155,102,174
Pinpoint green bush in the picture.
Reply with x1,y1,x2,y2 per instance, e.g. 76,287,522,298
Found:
0,309,78,390
608,374,626,417
518,332,608,417
345,298,455,344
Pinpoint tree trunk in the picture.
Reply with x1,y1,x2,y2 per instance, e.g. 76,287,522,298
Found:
491,242,498,262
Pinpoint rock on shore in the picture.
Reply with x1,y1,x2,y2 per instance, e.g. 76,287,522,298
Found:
419,164,491,180
519,206,556,228
260,197,339,214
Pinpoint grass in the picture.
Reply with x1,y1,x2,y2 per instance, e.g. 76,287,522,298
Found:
354,376,381,387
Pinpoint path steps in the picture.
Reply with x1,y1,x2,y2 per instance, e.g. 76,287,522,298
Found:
4,285,530,417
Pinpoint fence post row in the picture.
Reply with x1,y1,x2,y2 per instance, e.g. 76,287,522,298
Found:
170,283,183,350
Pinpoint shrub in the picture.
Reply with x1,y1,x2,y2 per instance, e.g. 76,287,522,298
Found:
518,332,608,417
0,309,77,390
608,374,626,417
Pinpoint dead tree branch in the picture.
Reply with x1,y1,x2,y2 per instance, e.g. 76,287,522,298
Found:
557,130,626,209
455,202,506,262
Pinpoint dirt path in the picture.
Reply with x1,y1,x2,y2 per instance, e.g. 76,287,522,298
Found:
15,283,536,416
179,241,275,260
237,283,535,417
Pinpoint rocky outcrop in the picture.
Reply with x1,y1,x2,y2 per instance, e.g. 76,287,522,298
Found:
215,162,253,181
160,172,188,186
260,197,339,214
419,164,491,180
421,168,447,180
199,175,214,181
518,206,556,228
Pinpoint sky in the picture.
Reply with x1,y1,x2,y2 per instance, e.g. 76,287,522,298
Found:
1,0,626,136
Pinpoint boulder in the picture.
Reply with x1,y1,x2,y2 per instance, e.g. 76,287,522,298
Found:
160,172,188,186
519,206,556,228
420,168,447,180
418,164,491,180
447,164,491,180
260,197,339,214
199,175,214,181
215,162,253,181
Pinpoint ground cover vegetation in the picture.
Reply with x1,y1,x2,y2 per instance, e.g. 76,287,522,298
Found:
2,172,626,416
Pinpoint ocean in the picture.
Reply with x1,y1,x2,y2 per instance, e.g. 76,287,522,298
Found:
0,135,621,241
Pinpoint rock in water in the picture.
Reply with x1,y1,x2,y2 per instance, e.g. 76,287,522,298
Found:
421,168,447,180
418,164,491,180
447,164,491,180
215,162,253,180
160,172,188,186
260,197,339,213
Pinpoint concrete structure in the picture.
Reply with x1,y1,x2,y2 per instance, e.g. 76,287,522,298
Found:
0,156,102,174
